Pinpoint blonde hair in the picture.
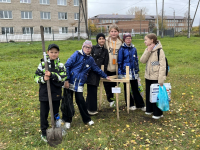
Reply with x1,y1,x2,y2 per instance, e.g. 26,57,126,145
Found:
108,24,123,43
145,33,158,44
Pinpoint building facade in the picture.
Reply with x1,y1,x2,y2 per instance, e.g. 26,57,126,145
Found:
89,14,191,33
0,0,87,41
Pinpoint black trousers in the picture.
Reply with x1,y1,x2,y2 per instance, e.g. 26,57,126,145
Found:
145,79,163,116
62,90,91,124
103,71,117,102
40,100,60,136
124,80,145,108
86,84,98,111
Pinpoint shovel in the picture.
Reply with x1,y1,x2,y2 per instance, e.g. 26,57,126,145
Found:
40,26,62,147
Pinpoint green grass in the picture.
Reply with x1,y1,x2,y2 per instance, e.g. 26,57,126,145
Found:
0,37,200,150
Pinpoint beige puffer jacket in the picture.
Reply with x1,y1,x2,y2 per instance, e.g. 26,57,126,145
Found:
140,41,166,84
105,37,123,72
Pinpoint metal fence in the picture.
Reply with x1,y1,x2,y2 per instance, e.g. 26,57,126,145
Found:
0,29,88,43
2,28,199,43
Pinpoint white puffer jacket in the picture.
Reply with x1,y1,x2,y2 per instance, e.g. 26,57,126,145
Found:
140,41,166,84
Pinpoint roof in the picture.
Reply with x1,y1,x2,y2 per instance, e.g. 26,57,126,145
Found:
90,14,186,20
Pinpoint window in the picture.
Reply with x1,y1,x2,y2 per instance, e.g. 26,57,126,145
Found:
59,27,68,33
0,0,11,3
20,0,31,3
74,0,78,6
44,27,51,34
57,0,66,5
74,13,79,20
58,12,67,20
40,12,51,19
21,11,32,19
40,0,49,4
2,27,13,34
0,11,12,19
22,27,33,34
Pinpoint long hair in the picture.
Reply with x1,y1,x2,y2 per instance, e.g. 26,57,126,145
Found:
107,24,123,43
145,33,158,44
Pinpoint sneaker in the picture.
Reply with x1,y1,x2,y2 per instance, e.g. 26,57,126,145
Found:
129,106,136,110
110,101,115,107
140,107,146,111
88,120,94,126
152,115,163,119
145,112,153,115
64,122,71,129
88,110,98,115
41,135,47,142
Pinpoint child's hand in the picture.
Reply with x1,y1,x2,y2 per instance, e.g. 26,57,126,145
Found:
106,76,111,81
44,75,50,81
64,81,69,89
147,44,155,52
45,70,51,76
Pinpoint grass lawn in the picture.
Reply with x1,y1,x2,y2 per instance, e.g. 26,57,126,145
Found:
0,37,200,150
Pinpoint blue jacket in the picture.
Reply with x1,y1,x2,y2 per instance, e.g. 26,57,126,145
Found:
118,43,139,80
65,50,107,92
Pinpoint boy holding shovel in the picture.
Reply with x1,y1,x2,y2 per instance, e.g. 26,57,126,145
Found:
34,44,67,142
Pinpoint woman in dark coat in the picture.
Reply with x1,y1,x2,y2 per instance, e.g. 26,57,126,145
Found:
86,33,109,115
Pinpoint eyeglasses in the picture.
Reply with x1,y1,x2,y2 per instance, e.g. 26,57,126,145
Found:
84,46,92,49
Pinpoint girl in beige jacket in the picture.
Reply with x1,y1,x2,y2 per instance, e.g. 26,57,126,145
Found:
104,24,123,107
140,33,166,119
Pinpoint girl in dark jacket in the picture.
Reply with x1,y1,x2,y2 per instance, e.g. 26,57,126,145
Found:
86,33,109,115
118,33,146,111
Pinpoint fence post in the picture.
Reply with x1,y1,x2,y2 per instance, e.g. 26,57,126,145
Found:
122,29,123,37
143,29,145,38
89,29,91,40
72,29,74,40
6,32,8,43
53,30,54,41
31,31,33,42
199,25,200,35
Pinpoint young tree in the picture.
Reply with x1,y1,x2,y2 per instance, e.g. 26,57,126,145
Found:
155,11,168,30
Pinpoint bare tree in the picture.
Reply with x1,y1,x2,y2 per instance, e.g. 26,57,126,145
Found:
126,7,135,15
126,7,148,20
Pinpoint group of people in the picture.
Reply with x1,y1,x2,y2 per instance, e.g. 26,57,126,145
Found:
34,24,167,142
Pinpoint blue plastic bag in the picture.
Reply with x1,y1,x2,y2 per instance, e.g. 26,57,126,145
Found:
156,85,169,111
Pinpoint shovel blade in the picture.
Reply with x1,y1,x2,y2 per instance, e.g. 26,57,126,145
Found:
46,127,62,147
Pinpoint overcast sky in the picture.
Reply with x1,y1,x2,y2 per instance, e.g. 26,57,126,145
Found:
88,0,200,27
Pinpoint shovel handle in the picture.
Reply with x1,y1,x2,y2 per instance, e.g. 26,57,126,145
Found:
40,26,55,128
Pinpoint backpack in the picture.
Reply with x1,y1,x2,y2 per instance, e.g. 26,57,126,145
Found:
157,49,169,76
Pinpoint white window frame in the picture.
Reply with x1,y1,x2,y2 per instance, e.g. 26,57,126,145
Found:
44,27,51,34
21,11,32,19
40,12,51,20
74,13,79,20
22,27,33,34
57,0,66,6
2,27,13,34
58,12,67,20
40,0,49,5
0,11,12,19
0,0,11,3
20,0,31,3
59,27,68,34
74,0,79,6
